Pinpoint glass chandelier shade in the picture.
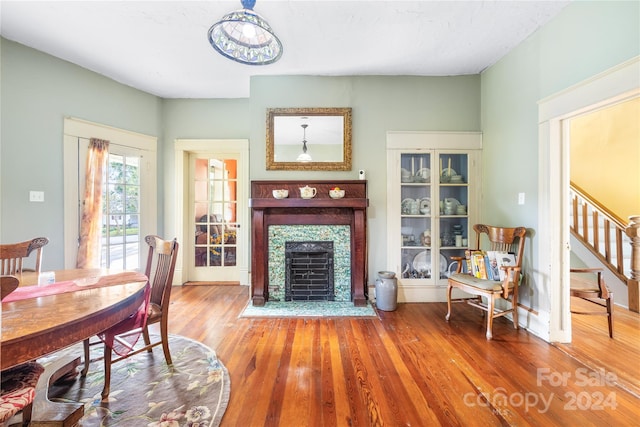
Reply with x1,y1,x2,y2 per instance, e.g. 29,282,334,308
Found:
296,124,312,162
208,0,283,65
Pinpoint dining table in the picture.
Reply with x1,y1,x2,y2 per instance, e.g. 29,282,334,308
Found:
1,268,149,426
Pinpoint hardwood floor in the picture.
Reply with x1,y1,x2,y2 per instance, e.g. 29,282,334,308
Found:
161,285,640,426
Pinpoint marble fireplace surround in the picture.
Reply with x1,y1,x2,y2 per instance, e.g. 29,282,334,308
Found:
250,180,369,307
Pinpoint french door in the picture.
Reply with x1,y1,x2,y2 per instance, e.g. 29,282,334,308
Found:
63,118,157,270
100,149,143,270
188,153,241,282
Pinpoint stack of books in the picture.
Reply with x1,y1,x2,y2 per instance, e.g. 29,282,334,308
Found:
464,250,516,281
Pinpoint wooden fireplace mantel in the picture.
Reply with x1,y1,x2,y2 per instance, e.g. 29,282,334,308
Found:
250,180,369,307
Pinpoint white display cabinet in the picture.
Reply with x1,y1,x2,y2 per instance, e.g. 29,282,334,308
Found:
386,132,482,302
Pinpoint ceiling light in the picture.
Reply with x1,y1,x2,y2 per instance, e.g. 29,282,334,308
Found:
208,0,283,66
296,124,312,162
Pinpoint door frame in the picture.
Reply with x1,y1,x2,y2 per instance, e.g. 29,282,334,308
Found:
63,117,158,270
174,139,250,286
538,56,639,343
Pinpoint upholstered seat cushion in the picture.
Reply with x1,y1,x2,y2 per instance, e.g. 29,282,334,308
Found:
0,361,45,423
449,273,514,292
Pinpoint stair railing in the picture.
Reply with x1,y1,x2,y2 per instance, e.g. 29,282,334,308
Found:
570,182,639,312
626,216,640,313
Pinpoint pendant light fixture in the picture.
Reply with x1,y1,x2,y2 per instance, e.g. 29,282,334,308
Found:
208,0,283,65
296,124,312,162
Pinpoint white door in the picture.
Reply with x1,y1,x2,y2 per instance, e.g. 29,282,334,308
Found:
188,153,242,282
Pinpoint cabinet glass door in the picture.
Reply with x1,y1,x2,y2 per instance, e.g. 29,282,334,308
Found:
438,152,469,279
399,153,433,279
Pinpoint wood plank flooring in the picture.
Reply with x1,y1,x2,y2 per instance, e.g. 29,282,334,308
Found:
161,285,640,426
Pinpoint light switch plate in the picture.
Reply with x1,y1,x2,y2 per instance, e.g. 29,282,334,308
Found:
518,192,525,205
29,191,44,202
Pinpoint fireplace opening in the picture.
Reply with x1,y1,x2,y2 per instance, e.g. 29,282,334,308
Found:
285,241,334,301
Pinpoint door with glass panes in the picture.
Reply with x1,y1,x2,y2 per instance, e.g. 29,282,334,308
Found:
189,154,240,282
386,131,481,302
102,150,143,270
77,139,150,270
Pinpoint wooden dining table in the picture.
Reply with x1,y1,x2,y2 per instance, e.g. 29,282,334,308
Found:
2,268,149,370
1,268,149,426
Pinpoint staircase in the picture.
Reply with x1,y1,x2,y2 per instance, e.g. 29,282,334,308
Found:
570,183,638,311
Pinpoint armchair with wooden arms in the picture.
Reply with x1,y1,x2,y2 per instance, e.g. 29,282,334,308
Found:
81,235,179,399
446,224,527,340
570,267,613,338
0,237,49,281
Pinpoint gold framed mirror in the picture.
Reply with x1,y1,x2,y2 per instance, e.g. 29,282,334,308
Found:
266,107,352,171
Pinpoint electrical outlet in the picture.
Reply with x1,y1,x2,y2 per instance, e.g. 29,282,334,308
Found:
518,192,525,205
29,191,45,202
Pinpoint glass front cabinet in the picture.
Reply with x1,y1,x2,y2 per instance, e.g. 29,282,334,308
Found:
386,132,482,302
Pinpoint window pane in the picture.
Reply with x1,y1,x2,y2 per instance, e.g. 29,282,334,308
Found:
224,247,236,266
102,152,142,271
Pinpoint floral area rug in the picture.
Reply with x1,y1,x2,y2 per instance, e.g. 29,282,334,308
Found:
239,300,378,318
41,334,230,427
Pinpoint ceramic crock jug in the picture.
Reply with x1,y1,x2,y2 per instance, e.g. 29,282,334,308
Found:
299,185,317,199
375,271,398,311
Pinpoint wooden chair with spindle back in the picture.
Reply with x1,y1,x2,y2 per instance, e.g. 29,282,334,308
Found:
446,224,527,340
81,235,179,399
0,237,49,281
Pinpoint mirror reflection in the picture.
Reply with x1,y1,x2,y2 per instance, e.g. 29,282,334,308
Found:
266,108,352,171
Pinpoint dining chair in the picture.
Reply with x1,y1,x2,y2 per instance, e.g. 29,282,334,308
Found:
570,267,613,338
1,275,45,427
81,235,179,399
446,224,527,340
0,275,19,300
0,237,49,281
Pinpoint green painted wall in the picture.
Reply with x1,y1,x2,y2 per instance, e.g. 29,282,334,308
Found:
0,38,161,268
481,0,639,314
160,98,250,235
163,75,480,277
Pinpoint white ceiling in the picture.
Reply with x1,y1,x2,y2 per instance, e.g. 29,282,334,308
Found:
0,1,570,99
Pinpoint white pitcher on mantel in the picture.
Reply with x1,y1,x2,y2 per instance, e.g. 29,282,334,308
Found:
299,185,317,199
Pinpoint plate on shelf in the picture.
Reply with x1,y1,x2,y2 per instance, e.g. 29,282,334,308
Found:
419,197,431,214
412,250,447,275
441,167,457,177
414,168,430,183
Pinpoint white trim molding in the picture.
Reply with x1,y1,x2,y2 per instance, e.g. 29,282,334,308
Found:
538,57,639,343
